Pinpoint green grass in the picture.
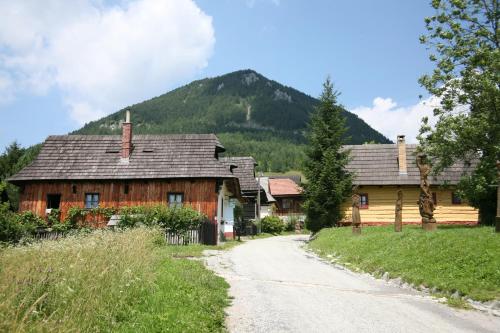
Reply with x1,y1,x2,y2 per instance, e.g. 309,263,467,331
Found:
308,225,500,302
0,228,231,332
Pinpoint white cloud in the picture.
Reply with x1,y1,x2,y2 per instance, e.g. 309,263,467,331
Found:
0,71,14,104
0,0,215,124
350,96,440,143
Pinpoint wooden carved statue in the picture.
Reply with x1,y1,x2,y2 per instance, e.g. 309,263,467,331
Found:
352,193,361,234
395,190,403,232
416,154,436,228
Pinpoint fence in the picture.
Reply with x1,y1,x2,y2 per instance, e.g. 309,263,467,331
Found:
165,221,217,245
33,230,66,241
32,222,218,246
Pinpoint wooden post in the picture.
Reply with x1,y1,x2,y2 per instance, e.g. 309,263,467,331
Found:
352,193,362,235
395,190,403,232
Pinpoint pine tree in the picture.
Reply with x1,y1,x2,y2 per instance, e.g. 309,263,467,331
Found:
303,78,352,233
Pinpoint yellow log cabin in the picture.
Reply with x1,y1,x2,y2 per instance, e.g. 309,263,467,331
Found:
342,135,478,225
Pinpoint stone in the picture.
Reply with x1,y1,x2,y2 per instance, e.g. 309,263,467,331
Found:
451,291,461,299
490,300,500,310
430,286,440,294
391,277,403,286
382,272,390,281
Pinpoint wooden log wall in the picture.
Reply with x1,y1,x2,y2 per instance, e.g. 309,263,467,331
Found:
19,179,218,225
275,197,304,216
342,185,479,225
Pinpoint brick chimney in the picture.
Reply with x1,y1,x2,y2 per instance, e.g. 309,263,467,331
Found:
121,110,132,159
397,135,407,175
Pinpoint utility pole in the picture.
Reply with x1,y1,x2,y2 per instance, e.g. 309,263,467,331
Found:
496,161,499,233
256,172,262,234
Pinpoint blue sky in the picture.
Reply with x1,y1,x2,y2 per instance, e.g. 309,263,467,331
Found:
0,0,437,149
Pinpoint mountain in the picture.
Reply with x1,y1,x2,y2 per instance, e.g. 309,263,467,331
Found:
75,69,390,172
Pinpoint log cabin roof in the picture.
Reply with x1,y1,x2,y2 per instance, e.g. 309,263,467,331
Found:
219,157,260,196
8,134,236,182
345,144,475,186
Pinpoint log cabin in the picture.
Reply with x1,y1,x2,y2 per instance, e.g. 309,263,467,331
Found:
268,177,304,221
343,135,478,225
7,111,241,241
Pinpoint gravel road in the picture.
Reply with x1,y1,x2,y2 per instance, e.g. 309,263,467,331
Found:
204,235,500,333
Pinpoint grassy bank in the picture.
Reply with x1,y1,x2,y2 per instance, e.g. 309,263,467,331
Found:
308,225,500,302
0,228,231,332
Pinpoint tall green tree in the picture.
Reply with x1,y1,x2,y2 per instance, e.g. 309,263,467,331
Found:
303,78,352,233
418,0,499,225
0,143,41,211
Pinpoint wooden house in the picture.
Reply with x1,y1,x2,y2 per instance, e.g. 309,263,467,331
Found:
343,135,478,225
268,177,304,221
8,112,240,242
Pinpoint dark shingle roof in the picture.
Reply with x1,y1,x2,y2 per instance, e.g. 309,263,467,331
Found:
345,144,474,185
219,157,259,195
8,134,236,182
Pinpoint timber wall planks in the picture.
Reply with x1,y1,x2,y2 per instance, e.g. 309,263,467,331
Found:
19,179,218,223
342,186,478,224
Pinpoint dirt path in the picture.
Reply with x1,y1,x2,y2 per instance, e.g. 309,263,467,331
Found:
204,235,500,333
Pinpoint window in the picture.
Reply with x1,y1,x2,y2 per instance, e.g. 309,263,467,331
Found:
72,185,77,194
168,193,183,208
47,194,61,209
432,192,437,205
85,193,99,208
124,184,129,195
359,193,369,209
452,191,462,205
282,198,291,210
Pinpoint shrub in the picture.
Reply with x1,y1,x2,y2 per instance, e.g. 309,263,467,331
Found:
261,216,284,234
155,206,207,234
118,205,207,236
46,209,61,226
64,207,116,228
285,216,298,232
0,204,26,244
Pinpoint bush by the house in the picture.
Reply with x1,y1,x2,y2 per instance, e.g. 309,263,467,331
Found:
0,204,26,244
285,216,298,232
0,204,209,244
261,216,284,234
117,205,207,234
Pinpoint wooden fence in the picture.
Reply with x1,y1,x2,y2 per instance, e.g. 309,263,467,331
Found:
165,222,217,245
33,230,66,241
32,221,218,246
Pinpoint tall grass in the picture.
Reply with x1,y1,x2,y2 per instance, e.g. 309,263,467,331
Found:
0,228,229,332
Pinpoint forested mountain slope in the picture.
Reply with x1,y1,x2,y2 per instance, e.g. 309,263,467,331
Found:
76,70,390,171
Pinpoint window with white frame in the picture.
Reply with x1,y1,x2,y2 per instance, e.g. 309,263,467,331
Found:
168,193,183,208
85,193,99,209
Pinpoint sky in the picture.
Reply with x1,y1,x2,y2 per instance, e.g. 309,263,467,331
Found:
0,0,439,149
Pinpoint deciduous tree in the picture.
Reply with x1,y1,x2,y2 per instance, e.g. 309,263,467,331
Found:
418,0,499,225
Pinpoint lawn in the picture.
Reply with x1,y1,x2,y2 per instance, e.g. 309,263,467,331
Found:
308,225,500,302
0,228,232,332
